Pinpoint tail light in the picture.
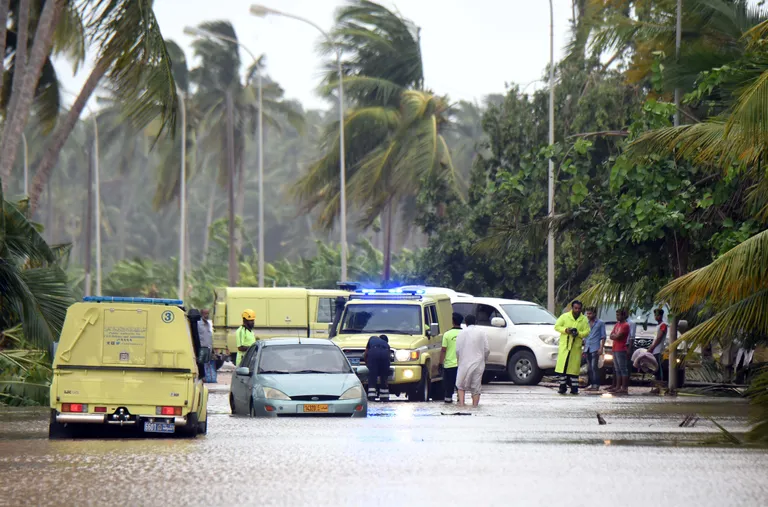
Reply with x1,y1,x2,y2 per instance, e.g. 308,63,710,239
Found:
156,406,182,416
61,403,88,413
94,406,107,413
265,405,275,412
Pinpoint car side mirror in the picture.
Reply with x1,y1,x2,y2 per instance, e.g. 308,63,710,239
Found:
491,317,506,328
429,323,440,337
678,320,689,333
235,367,251,377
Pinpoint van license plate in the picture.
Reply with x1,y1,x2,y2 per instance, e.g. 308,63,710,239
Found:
302,404,329,413
144,422,175,434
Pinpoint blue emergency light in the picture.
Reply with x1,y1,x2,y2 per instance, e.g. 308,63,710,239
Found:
83,296,184,306
349,288,425,300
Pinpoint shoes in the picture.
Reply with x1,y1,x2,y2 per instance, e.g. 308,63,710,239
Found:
571,387,579,395
558,384,568,395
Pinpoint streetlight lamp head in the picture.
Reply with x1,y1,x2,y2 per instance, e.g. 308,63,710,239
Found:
250,4,276,17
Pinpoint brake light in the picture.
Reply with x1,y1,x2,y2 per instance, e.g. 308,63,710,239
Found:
94,406,107,413
62,403,87,412
355,405,363,412
156,406,182,416
265,405,275,412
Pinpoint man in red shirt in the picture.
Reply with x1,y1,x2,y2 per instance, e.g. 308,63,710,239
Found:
608,308,630,395
646,309,668,394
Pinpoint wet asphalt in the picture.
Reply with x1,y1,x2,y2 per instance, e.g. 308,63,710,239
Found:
0,376,766,507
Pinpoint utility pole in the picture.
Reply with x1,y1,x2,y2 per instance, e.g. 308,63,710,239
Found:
547,0,556,314
225,89,238,286
669,0,682,392
84,146,93,297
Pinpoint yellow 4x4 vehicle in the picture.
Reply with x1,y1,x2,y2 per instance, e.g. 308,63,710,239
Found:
213,287,352,364
331,289,452,401
49,297,209,438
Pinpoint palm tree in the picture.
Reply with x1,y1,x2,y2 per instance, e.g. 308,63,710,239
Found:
7,0,180,216
293,0,458,281
0,181,75,351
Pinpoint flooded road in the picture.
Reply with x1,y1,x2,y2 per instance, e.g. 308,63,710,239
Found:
1,379,766,507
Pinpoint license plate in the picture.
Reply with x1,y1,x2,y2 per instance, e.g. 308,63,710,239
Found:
349,357,360,366
144,422,175,434
302,404,329,413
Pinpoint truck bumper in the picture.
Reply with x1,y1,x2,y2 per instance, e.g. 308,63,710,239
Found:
353,364,422,384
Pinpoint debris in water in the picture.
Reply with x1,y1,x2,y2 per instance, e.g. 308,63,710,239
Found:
679,414,700,427
441,412,472,416
597,413,607,425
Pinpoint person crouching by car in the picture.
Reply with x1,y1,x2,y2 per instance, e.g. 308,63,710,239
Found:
554,300,590,395
607,308,631,395
364,334,391,401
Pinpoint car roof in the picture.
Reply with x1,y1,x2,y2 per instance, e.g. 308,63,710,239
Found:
456,296,540,306
260,338,337,347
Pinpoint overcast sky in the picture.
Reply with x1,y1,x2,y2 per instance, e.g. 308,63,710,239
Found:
58,0,575,110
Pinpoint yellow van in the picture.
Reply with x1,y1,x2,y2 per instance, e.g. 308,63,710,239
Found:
213,287,351,363
331,289,453,401
49,297,209,438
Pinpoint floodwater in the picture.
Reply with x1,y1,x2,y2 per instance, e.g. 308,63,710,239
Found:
1,378,766,507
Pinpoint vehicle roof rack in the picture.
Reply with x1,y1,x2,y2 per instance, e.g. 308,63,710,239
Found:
336,281,361,291
83,296,183,306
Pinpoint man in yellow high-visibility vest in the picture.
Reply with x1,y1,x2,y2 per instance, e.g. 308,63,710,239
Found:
235,309,257,366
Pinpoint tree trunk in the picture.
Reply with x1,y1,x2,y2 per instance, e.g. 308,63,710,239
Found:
5,0,30,129
225,90,238,285
28,60,108,215
0,0,10,101
0,0,65,192
203,183,216,261
234,154,245,254
383,203,393,282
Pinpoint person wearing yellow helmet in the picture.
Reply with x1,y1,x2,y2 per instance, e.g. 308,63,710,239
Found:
235,309,257,366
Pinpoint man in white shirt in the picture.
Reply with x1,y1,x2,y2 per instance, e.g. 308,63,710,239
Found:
455,314,490,407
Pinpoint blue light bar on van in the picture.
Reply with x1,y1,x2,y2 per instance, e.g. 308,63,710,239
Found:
349,288,425,300
83,296,183,306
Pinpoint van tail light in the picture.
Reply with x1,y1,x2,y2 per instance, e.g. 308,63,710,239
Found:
94,406,107,413
62,403,87,413
156,406,182,416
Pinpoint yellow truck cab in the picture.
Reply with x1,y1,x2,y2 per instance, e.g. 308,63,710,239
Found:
213,287,353,364
331,288,452,401
49,296,209,439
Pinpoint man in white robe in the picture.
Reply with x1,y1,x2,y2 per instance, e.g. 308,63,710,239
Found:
455,314,490,407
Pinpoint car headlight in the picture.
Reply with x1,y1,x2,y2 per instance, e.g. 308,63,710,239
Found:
339,385,363,400
395,349,420,362
263,387,290,400
539,335,559,346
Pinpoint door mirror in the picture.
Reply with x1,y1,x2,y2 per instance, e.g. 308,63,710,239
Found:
678,320,689,333
491,317,506,328
235,367,251,377
428,323,440,337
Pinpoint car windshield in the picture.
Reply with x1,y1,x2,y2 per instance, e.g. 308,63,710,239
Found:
598,305,658,324
258,345,352,374
339,304,421,335
501,304,557,325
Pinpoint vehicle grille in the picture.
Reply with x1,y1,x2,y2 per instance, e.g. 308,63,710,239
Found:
290,395,340,401
343,348,395,362
633,338,653,349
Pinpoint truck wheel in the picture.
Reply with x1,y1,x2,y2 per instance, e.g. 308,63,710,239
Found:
198,416,208,435
429,377,444,401
409,366,430,402
215,358,225,371
507,350,543,385
48,410,71,440
178,413,199,438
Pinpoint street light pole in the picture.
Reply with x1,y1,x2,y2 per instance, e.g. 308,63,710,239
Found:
93,115,101,296
184,26,264,287
249,4,348,282
22,133,28,195
178,89,187,301
547,0,556,314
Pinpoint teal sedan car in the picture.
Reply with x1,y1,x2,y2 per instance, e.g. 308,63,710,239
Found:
229,338,367,417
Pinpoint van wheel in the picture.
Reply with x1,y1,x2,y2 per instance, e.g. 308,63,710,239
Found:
48,410,71,440
508,350,543,385
179,413,199,438
409,366,430,402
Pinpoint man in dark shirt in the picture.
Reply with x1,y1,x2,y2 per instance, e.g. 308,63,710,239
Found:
364,335,391,401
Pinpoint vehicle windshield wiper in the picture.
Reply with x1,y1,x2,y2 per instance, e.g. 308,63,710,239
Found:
372,329,413,335
259,370,290,374
293,369,332,374
340,329,362,333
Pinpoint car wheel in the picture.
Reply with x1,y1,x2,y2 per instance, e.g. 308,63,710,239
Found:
215,358,225,371
507,350,543,385
249,401,257,417
48,410,71,440
229,394,236,415
410,366,430,402
481,372,495,385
